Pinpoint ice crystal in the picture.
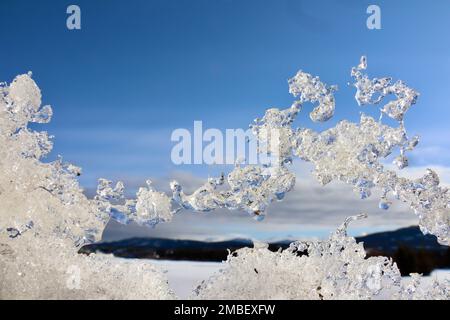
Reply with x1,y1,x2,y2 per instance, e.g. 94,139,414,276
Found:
288,71,337,122
170,165,295,220
194,215,449,300
162,56,449,245
0,237,174,299
0,74,174,299
352,56,419,121
1,57,449,299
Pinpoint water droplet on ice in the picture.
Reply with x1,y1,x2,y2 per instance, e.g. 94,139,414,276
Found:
379,200,391,210
358,56,367,70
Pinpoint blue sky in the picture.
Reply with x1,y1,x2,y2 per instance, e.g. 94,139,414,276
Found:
1,0,450,240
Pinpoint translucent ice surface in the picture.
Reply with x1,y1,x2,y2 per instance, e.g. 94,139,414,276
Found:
0,58,448,299
0,74,174,299
166,56,449,245
193,215,449,300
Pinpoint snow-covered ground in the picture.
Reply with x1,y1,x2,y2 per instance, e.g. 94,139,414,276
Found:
150,260,223,299
405,269,450,285
151,259,450,299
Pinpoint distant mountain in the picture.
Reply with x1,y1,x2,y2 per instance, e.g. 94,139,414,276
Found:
80,237,255,261
355,226,448,253
80,226,450,275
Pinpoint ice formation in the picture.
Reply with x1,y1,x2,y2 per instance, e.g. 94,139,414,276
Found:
193,214,449,300
0,74,174,299
162,56,448,246
0,57,449,299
